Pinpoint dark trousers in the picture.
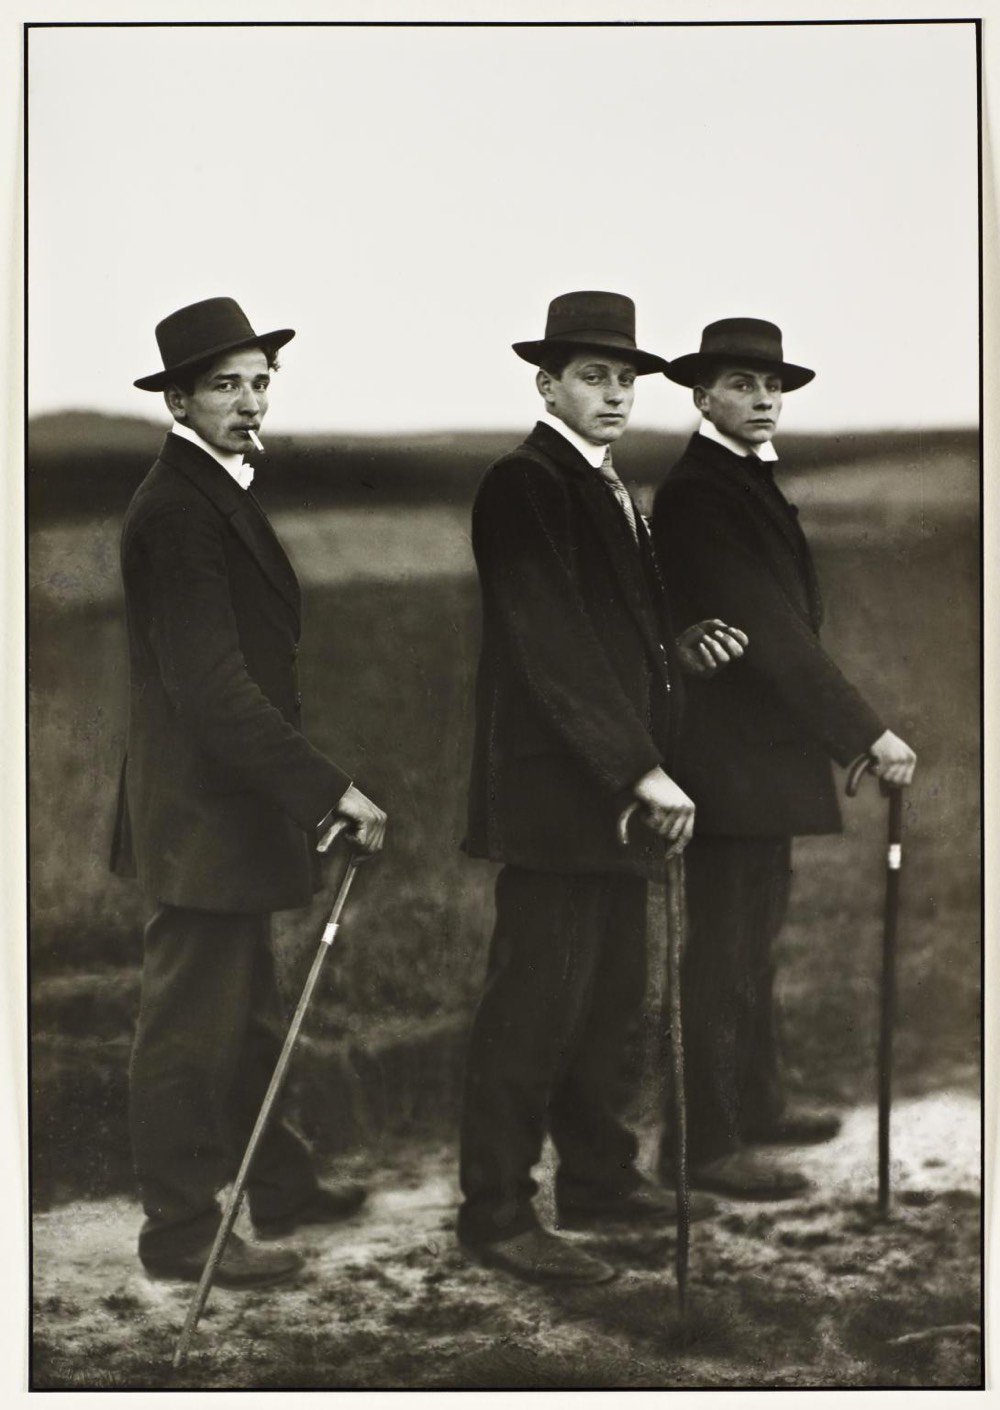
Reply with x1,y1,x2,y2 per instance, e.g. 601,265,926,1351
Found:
458,865,648,1246
661,835,792,1166
128,905,318,1262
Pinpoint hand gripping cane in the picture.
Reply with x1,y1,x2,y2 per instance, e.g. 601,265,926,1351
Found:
846,754,904,1218
618,801,690,1313
173,821,364,1370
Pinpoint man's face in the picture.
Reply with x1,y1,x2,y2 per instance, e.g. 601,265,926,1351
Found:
537,353,638,446
694,365,783,448
166,346,271,454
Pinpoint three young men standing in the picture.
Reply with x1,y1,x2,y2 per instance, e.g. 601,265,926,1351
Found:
115,291,916,1293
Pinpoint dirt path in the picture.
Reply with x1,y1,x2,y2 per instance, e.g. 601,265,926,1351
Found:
32,1090,981,1390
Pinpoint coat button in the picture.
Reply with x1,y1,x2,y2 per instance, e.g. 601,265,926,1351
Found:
294,691,303,708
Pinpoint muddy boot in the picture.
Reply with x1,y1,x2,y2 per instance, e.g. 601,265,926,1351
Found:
555,1173,717,1229
253,1180,367,1238
685,1149,810,1200
460,1228,616,1285
743,1106,842,1147
142,1231,303,1287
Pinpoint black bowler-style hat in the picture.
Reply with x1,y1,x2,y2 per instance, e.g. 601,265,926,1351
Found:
513,290,670,376
665,318,815,392
134,296,295,392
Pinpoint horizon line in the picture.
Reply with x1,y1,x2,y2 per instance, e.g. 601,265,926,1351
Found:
26,409,981,440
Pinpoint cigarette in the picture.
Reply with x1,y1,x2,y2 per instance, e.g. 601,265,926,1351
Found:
247,429,265,454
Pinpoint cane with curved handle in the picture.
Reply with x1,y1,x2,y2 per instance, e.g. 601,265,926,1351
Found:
847,753,895,802
845,754,904,1218
617,798,641,848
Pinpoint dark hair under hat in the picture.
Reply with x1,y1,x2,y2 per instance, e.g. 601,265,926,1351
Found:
134,297,295,392
513,290,670,376
665,318,815,392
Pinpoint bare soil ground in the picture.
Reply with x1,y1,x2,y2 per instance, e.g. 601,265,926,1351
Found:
32,1089,981,1391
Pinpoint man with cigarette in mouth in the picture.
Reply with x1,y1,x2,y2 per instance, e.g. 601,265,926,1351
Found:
112,296,386,1286
651,318,916,1200
457,291,748,1285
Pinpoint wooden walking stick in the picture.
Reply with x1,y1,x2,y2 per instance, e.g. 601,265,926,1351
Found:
664,850,690,1311
173,823,363,1370
619,801,690,1312
846,754,905,1219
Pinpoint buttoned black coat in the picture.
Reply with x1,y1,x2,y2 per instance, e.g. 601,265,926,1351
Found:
464,421,682,879
651,432,884,838
110,433,351,913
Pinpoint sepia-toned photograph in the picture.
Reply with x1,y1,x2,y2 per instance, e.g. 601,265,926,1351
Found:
24,13,982,1392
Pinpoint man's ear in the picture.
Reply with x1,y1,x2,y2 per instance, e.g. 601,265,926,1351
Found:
164,385,185,419
535,367,555,405
693,386,709,415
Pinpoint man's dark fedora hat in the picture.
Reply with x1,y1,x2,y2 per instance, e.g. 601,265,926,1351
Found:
513,290,670,376
134,296,295,392
665,318,815,392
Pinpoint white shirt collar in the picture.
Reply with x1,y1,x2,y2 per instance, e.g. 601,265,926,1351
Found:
170,420,255,489
698,417,779,463
538,411,610,469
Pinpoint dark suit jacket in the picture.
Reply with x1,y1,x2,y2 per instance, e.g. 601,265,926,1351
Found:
464,421,681,878
110,432,351,913
651,432,884,838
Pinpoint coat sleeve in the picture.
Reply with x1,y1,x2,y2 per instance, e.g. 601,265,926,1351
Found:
474,458,664,794
653,480,884,766
131,501,352,830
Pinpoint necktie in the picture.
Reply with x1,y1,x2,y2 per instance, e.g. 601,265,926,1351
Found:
598,447,639,545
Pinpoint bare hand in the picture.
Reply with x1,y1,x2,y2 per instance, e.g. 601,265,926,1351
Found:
327,785,387,856
629,766,696,856
676,619,749,678
868,729,917,788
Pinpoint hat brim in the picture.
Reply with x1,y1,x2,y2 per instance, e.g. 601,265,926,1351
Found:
134,327,296,391
665,352,814,392
512,337,670,377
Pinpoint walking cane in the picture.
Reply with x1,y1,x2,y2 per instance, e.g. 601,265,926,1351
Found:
173,821,364,1370
846,754,904,1219
618,801,690,1312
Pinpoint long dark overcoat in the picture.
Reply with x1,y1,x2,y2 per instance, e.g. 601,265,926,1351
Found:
651,432,884,838
111,432,350,913
464,421,682,879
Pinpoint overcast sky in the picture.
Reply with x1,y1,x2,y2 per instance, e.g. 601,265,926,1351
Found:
27,20,979,434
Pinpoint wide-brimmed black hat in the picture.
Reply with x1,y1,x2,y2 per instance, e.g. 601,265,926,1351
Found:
665,318,814,392
134,296,295,392
513,290,670,376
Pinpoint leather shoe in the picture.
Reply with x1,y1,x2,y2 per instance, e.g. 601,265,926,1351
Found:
744,1107,842,1146
462,1228,616,1285
683,1149,810,1200
142,1231,303,1287
254,1179,367,1238
556,1175,717,1229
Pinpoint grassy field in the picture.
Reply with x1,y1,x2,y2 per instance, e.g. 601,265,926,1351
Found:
28,432,980,1205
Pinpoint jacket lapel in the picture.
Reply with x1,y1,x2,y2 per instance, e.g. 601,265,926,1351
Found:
159,434,301,619
525,423,671,680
